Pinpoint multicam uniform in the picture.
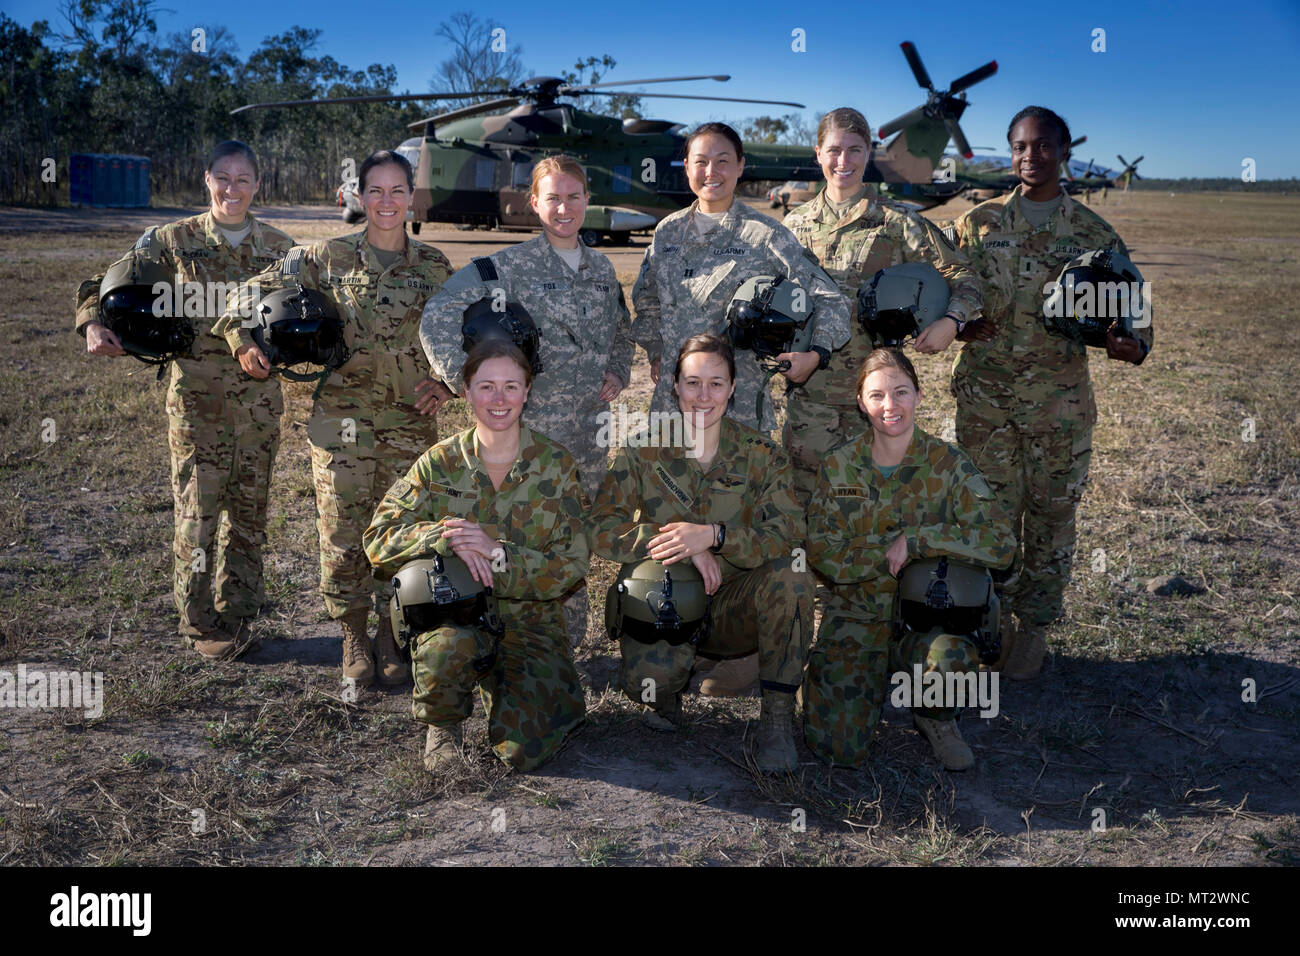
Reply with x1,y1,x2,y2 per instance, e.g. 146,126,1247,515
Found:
216,233,451,621
804,427,1015,767
781,186,983,502
589,417,812,702
363,426,588,771
630,200,850,432
75,212,294,640
419,235,634,497
951,186,1153,627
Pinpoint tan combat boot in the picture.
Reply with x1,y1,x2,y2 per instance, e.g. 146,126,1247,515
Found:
642,693,682,733
373,614,407,686
187,622,257,662
699,652,759,697
1003,624,1047,681
913,715,974,771
754,690,798,772
340,609,374,686
423,723,464,773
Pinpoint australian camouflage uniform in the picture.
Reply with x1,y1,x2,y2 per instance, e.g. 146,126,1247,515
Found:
952,185,1153,627
75,212,294,640
216,232,451,620
363,426,589,771
419,234,634,498
589,417,813,705
804,426,1015,767
782,186,983,503
630,200,850,432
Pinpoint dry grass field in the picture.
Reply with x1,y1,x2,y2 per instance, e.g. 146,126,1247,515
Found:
0,190,1296,866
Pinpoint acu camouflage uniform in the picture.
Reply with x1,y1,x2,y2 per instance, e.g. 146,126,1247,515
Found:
781,186,983,503
952,186,1153,626
216,233,451,620
630,200,850,432
363,426,588,771
75,212,294,639
589,417,813,702
419,234,634,498
804,427,1015,767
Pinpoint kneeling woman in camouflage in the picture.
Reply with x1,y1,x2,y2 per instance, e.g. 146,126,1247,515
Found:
589,334,812,771
804,349,1015,770
364,341,588,772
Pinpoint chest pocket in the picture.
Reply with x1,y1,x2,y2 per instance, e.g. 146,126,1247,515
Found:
707,472,749,523
428,482,479,521
508,495,560,547
682,257,740,318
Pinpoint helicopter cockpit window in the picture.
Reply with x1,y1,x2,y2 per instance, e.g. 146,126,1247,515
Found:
475,158,495,190
611,165,632,194
512,162,534,189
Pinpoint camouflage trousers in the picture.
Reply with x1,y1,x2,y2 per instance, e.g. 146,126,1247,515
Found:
783,396,867,506
617,556,813,705
559,430,610,650
957,404,1092,627
803,615,981,768
308,389,439,619
412,620,584,772
166,353,282,638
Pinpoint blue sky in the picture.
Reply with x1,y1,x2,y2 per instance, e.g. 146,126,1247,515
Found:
8,0,1299,178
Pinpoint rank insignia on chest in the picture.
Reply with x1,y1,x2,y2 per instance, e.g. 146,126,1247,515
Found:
682,268,695,279
654,465,694,507
593,283,610,293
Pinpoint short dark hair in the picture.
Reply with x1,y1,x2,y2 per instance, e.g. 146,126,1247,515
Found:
674,333,736,383
463,338,533,390
359,149,414,192
685,122,744,161
856,347,920,398
207,140,259,178
1007,106,1072,152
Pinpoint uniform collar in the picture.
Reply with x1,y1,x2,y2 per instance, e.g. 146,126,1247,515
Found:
353,230,415,272
199,210,259,249
468,424,539,476
1001,184,1076,237
536,233,588,273
686,197,744,237
809,184,878,230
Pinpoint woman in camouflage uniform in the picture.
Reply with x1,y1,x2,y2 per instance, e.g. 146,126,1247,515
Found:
589,335,812,772
781,107,982,505
630,122,850,435
218,151,453,689
951,106,1152,680
76,140,294,661
805,348,1015,770
364,340,588,773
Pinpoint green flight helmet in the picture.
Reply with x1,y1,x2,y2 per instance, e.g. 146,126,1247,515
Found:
389,554,504,670
1042,248,1147,348
893,556,1001,665
726,274,815,359
857,263,951,346
605,559,711,647
97,239,193,365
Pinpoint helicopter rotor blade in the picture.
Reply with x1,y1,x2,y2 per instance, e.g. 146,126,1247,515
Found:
1132,155,1144,165
948,60,998,95
945,117,973,160
588,91,805,107
406,97,521,130
1071,135,1087,149
876,105,929,140
231,91,501,115
1117,154,1128,167
560,74,729,93
899,42,934,91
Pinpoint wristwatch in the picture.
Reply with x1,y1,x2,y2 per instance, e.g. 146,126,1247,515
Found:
946,311,968,335
710,522,727,554
810,346,831,370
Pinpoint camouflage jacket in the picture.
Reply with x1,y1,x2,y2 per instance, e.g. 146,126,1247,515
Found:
75,211,294,363
630,199,851,430
418,234,634,453
589,417,805,579
807,426,1015,622
952,186,1154,427
363,425,589,631
783,186,982,406
215,232,451,407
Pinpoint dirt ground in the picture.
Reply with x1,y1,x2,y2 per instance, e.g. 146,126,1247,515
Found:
0,191,1297,867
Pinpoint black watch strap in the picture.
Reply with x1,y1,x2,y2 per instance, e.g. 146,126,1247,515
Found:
810,346,830,370
709,522,726,554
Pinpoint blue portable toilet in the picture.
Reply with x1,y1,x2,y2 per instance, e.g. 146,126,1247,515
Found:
70,153,151,207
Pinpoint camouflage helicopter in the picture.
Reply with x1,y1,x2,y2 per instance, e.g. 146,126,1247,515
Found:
232,54,991,245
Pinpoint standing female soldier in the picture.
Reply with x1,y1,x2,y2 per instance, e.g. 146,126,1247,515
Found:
420,155,634,497
217,151,453,688
76,140,293,660
631,122,850,435
951,106,1152,680
364,341,588,772
781,108,983,504
805,349,1015,770
589,334,812,772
